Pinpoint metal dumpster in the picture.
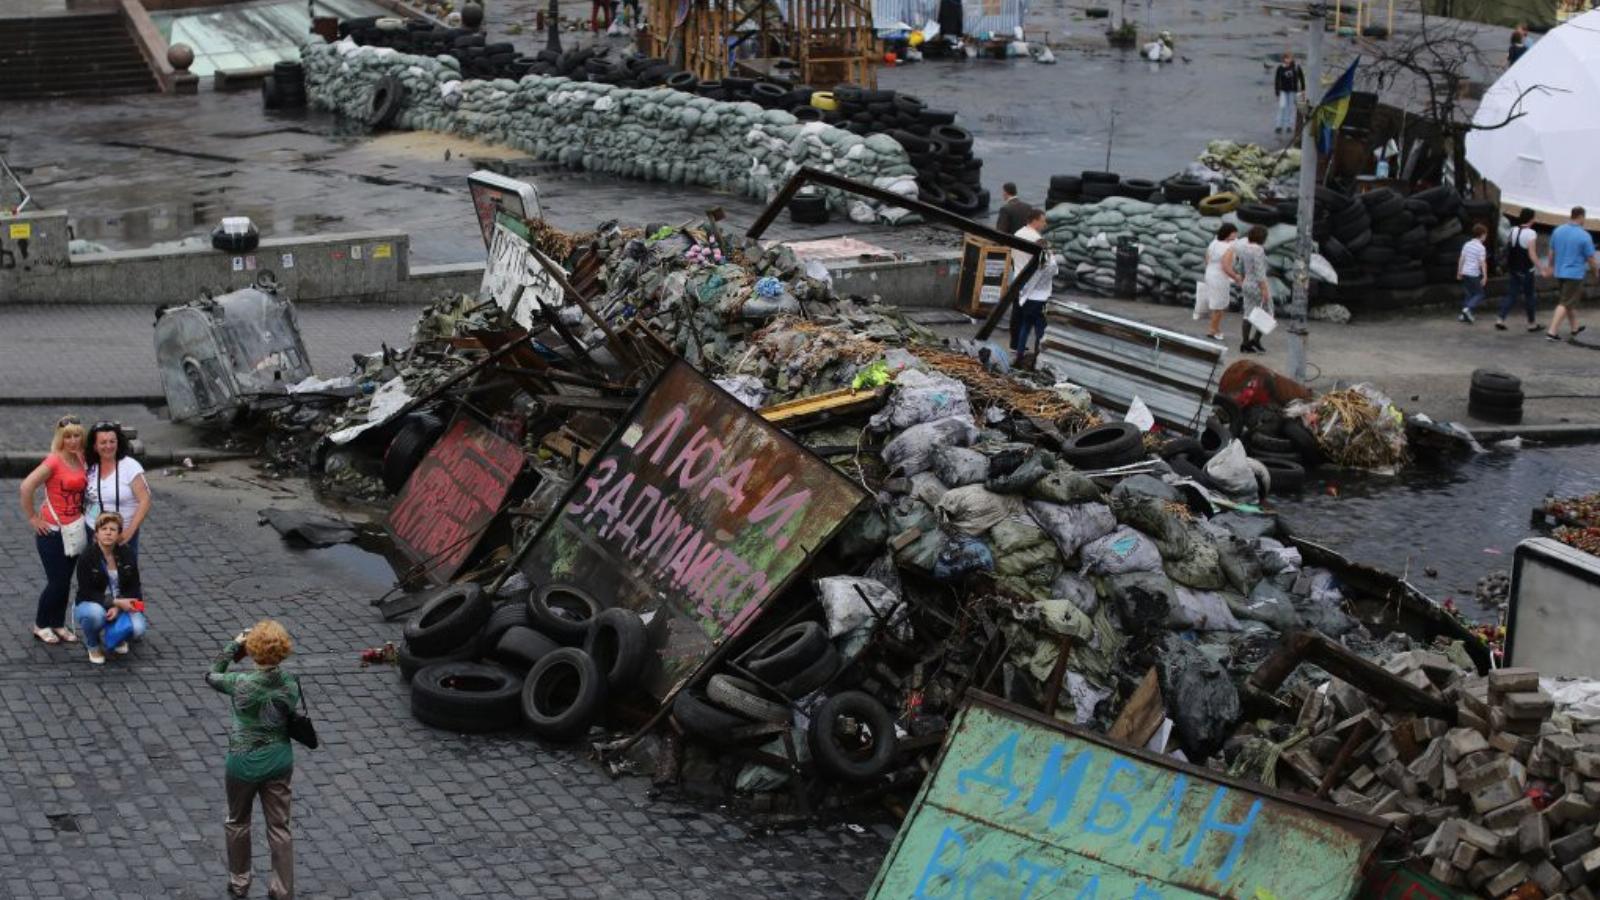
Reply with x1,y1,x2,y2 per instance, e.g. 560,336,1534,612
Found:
153,283,313,424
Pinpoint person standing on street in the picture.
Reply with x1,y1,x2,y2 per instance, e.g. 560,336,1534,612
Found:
1273,52,1305,135
1234,226,1272,353
1457,223,1490,323
1009,209,1059,364
1496,208,1542,331
1546,206,1599,342
208,620,302,900
73,513,147,665
1508,22,1530,65
18,415,87,645
84,422,152,562
995,183,1031,235
1203,223,1242,341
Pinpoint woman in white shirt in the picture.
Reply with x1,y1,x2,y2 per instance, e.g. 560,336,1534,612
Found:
1202,223,1242,341
84,422,152,561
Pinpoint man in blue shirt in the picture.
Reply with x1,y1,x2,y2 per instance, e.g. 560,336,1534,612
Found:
1546,206,1599,342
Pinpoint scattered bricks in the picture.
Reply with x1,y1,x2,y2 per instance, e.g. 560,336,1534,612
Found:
1443,762,1461,798
1424,819,1464,858
1280,748,1323,787
1461,680,1494,719
1576,754,1600,780
1495,731,1538,761
1506,691,1557,722
1378,760,1409,789
1566,859,1591,890
1532,746,1564,779
1491,668,1543,696
1534,859,1568,894
1545,733,1584,767
1308,734,1345,764
1401,667,1440,697
1551,827,1598,865
1418,652,1462,686
1408,741,1447,791
1582,844,1600,880
1400,797,1433,816
1330,786,1371,809
1474,776,1533,814
1568,771,1587,796
1459,818,1512,855
1497,707,1548,736
1552,793,1600,828
1423,805,1459,828
1486,862,1534,898
1485,797,1542,831
1327,679,1371,719
1370,732,1402,766
1450,840,1482,870
1462,757,1530,793
1369,789,1402,817
1574,887,1598,900
1448,727,1493,762
1587,783,1600,806
1460,706,1491,735
1431,857,1466,887
1470,858,1503,890
1416,717,1450,742
1297,683,1328,731
1348,764,1378,792
1521,811,1554,858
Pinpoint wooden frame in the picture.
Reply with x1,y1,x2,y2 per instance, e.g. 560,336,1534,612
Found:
644,0,878,88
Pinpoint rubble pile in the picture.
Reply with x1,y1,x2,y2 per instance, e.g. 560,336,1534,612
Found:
1260,659,1600,898
1539,490,1600,556
300,40,919,220
1189,139,1303,202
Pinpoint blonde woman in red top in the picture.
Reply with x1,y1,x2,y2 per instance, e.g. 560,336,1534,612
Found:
18,415,88,644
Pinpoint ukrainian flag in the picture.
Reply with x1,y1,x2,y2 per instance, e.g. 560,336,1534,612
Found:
1314,59,1360,154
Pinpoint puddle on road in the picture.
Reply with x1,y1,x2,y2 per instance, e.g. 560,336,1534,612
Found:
284,533,412,600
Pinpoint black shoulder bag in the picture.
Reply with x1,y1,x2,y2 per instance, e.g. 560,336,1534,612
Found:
274,686,319,750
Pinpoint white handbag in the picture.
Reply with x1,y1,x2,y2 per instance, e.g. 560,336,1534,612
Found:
1192,281,1209,318
45,498,87,557
1246,306,1278,335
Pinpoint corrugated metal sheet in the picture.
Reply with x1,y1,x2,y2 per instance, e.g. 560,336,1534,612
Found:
1038,301,1225,436
872,0,933,29
867,694,1387,899
960,0,1025,36
152,0,390,76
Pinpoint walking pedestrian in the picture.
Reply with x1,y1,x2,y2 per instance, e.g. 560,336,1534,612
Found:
1235,226,1272,353
1009,209,1059,364
591,0,613,32
1273,52,1306,135
1545,206,1599,342
995,183,1031,235
1457,223,1490,323
73,513,147,665
209,620,302,900
1496,208,1542,331
1203,223,1242,341
17,415,87,645
1508,22,1530,66
84,422,152,562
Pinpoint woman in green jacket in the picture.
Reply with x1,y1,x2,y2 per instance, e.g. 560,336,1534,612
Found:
207,620,301,900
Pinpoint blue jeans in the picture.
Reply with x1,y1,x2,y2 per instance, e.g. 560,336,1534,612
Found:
34,531,75,629
1011,300,1049,355
1276,91,1296,130
1462,277,1487,312
1498,270,1538,322
75,602,147,650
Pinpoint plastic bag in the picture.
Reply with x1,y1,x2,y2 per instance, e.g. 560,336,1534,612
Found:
933,446,989,487
1027,469,1104,505
1106,571,1176,626
1204,440,1258,500
881,415,978,476
932,534,995,580
989,517,1060,584
907,471,950,509
870,369,972,431
986,448,1054,494
816,575,906,639
1079,526,1163,576
1026,500,1117,559
1168,585,1242,631
937,485,1025,535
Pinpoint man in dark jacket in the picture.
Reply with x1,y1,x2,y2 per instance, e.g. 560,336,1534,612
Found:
1273,52,1306,134
995,183,1031,235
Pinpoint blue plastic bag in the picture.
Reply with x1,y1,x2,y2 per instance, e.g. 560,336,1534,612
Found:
102,610,139,651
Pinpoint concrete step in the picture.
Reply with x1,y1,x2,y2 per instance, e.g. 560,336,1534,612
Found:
0,12,156,98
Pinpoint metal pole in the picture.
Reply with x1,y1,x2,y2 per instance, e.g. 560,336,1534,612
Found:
1288,3,1324,383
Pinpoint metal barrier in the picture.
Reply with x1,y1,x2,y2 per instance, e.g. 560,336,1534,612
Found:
0,154,33,214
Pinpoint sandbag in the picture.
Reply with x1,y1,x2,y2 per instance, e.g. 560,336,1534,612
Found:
1049,571,1099,615
1203,440,1258,500
907,471,950,509
1105,571,1175,627
1079,526,1163,576
932,534,995,580
881,415,978,476
1026,500,1116,560
937,485,1025,536
989,517,1060,584
1229,580,1297,632
1157,634,1241,760
932,446,990,487
816,575,906,639
885,496,942,573
870,369,972,430
1167,585,1242,631
1027,469,1104,505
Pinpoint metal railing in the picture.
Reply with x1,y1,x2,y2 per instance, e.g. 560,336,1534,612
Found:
0,152,33,214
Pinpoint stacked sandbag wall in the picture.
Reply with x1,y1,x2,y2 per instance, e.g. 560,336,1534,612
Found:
300,40,920,220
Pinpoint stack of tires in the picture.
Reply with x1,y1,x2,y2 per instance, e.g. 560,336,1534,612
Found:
1057,422,1146,469
1316,184,1473,298
672,621,901,782
1468,368,1523,424
262,60,307,110
1159,401,1323,496
403,582,649,741
1046,172,1211,210
825,85,984,216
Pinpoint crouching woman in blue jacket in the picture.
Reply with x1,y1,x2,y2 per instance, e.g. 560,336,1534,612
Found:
74,512,148,665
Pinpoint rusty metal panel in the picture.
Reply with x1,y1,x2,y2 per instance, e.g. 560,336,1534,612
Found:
1038,301,1226,436
868,694,1388,899
387,415,525,583
518,359,868,705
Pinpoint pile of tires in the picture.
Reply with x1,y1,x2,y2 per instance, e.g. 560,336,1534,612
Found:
402,581,647,741
262,60,307,110
1045,170,1167,208
1317,183,1476,299
823,85,986,216
1467,368,1523,424
671,620,899,782
1160,400,1324,497
1058,422,1146,470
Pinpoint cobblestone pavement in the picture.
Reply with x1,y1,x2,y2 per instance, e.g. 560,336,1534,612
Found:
0,304,425,401
0,464,888,899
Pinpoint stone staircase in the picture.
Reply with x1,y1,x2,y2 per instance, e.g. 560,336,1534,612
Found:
0,12,159,100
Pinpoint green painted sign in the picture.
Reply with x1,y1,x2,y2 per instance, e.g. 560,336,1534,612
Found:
869,695,1388,900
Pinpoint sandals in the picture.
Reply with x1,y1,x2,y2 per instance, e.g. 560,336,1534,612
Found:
54,628,78,644
32,627,59,645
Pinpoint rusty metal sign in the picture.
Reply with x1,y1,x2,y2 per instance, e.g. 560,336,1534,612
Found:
517,359,867,704
868,694,1388,900
388,415,525,583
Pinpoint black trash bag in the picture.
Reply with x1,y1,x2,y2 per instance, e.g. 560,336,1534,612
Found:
1229,580,1297,632
1209,512,1281,544
1105,571,1175,631
1110,474,1181,504
1157,635,1241,761
258,507,358,548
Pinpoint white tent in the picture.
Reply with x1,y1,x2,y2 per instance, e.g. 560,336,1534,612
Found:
1467,9,1600,225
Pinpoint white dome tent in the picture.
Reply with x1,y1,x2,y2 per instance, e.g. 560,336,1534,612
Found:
1467,9,1600,226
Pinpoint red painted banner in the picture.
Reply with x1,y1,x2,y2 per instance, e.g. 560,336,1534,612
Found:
388,416,524,582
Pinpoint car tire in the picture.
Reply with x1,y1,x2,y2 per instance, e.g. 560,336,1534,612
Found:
777,643,841,697
1212,396,1244,438
741,621,830,683
1260,457,1306,494
490,625,561,672
1249,432,1294,456
526,584,603,644
1080,169,1118,184
584,607,649,691
1198,417,1233,458
707,674,791,724
403,583,491,657
1282,419,1325,466
1468,385,1524,409
1059,422,1144,469
397,637,480,683
382,410,447,494
1471,368,1521,394
520,648,605,741
1198,192,1240,216
672,688,751,742
1469,399,1523,424
809,691,898,782
368,74,406,129
1236,203,1280,226
480,601,533,650
410,662,524,733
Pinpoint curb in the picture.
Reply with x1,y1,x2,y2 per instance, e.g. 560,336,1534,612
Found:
0,396,166,407
0,449,253,478
1467,423,1600,444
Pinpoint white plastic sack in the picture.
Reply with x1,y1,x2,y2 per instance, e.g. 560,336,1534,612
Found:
1079,526,1164,576
1204,440,1258,499
937,485,1025,535
1168,586,1243,631
1124,396,1155,432
817,575,907,639
881,415,979,476
714,375,768,409
870,369,973,430
1026,500,1117,559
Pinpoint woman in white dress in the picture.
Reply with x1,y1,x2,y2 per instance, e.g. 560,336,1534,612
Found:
1202,223,1242,341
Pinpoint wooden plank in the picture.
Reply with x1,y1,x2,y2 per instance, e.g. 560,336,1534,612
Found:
757,385,888,425
1107,667,1166,749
